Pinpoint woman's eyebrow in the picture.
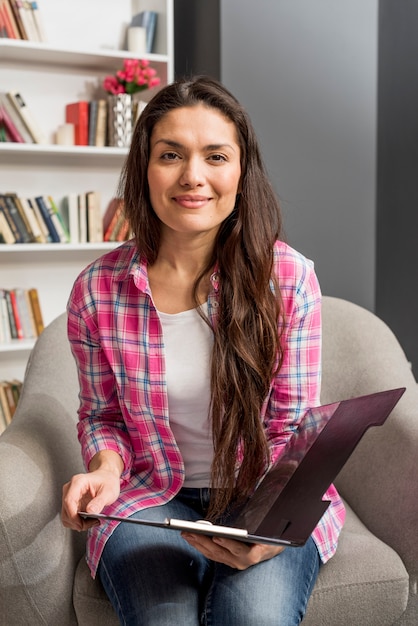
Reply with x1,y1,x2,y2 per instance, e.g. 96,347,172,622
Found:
153,138,236,152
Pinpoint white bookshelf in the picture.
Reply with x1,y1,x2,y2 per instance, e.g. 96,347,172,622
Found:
0,0,174,381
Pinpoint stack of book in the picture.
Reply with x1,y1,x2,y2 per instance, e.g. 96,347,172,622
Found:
102,197,131,242
0,286,44,343
0,378,22,434
0,0,47,42
0,190,129,244
0,90,47,144
66,100,108,148
0,192,70,244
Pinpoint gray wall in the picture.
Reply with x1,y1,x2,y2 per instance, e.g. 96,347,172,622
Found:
221,1,378,311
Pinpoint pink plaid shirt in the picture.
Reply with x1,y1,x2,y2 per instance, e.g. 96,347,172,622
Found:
67,239,345,577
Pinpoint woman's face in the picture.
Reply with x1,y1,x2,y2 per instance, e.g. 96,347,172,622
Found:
147,104,241,242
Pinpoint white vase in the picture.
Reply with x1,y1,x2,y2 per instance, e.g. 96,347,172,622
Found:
107,94,133,148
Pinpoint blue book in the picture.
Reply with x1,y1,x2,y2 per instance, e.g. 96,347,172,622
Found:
131,11,157,53
34,196,61,243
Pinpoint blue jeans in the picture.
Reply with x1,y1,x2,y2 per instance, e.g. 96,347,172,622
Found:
98,488,321,626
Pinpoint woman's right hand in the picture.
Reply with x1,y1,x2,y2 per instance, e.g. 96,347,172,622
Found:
61,450,124,532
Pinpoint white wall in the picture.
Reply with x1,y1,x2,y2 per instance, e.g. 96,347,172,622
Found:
221,0,378,310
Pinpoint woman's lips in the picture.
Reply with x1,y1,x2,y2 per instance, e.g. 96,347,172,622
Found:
174,195,210,209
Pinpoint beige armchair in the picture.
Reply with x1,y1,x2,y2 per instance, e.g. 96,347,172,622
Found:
0,296,417,625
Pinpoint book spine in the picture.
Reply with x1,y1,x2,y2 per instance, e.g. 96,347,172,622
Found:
17,195,44,242
28,197,50,242
0,209,15,243
8,289,23,339
6,90,47,144
28,288,44,335
0,289,12,342
23,288,37,336
65,101,89,146
48,195,70,242
14,287,34,338
4,289,18,339
21,0,38,41
0,194,22,242
6,192,34,240
0,1,19,38
61,193,79,244
78,193,87,243
34,195,61,242
88,100,98,147
1,193,32,242
0,100,25,142
0,92,33,143
9,0,27,39
29,0,46,42
95,99,107,147
86,191,102,243
0,383,12,426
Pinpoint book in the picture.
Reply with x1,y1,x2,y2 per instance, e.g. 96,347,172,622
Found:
102,197,122,241
48,195,70,242
60,193,79,244
8,289,23,339
4,192,35,241
131,10,157,53
34,195,61,242
0,194,22,242
6,90,47,144
86,190,102,242
0,381,12,426
0,102,25,142
95,99,107,147
4,289,20,339
27,196,50,242
29,0,46,42
78,193,87,243
0,93,34,143
21,0,38,41
14,287,35,338
9,0,27,39
0,289,11,342
0,1,19,38
88,100,98,147
65,101,89,146
16,195,44,242
0,208,15,243
0,193,32,242
27,287,43,335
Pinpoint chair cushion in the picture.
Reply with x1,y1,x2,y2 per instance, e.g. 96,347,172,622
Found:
73,502,408,626
303,504,409,625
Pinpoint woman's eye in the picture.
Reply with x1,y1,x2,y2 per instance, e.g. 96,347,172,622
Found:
162,152,179,161
209,154,227,162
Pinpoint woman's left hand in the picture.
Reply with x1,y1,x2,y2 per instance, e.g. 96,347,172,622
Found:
181,532,285,570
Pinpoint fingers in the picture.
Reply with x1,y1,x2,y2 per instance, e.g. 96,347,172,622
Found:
182,533,285,570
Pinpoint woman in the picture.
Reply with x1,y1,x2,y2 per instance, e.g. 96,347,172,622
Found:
62,76,345,625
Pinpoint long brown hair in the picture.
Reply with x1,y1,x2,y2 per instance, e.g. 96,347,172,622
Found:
120,77,285,519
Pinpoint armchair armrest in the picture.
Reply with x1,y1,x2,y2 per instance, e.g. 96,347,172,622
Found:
0,313,85,626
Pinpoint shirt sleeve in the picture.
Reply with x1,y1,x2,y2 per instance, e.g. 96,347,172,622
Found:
265,247,322,464
67,273,134,481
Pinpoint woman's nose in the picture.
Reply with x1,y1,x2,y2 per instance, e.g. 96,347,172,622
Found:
179,157,205,187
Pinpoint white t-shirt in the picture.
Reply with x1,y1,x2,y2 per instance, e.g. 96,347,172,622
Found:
157,303,213,487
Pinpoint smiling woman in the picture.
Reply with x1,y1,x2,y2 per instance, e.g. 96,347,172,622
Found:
61,76,345,626
147,104,241,242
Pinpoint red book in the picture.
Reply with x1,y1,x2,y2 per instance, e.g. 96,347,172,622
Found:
9,289,24,340
65,101,89,146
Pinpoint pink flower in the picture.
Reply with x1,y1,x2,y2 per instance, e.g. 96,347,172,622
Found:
103,58,161,95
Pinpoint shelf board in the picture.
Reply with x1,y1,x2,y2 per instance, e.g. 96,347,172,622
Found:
0,143,128,159
0,39,169,71
0,339,35,353
0,242,122,253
